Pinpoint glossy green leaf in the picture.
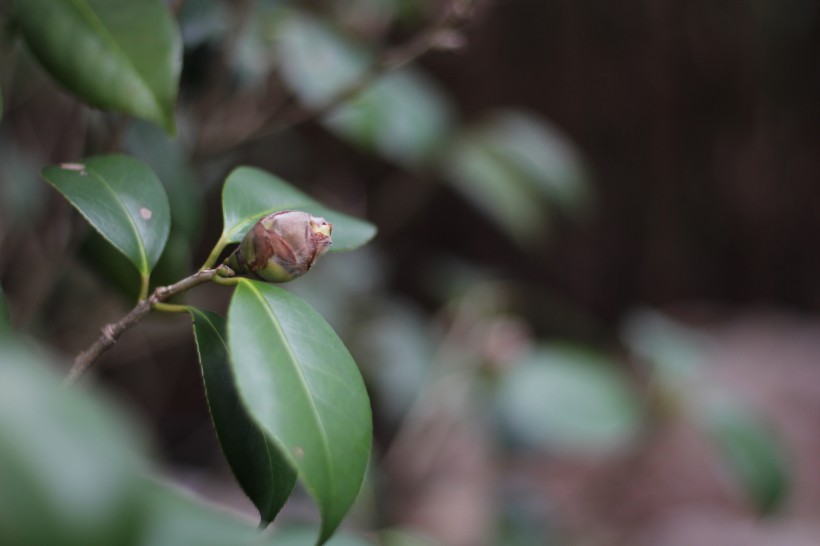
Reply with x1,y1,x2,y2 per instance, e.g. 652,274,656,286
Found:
0,343,146,546
227,280,372,545
703,403,789,516
42,155,171,278
219,166,376,252
497,345,644,456
189,308,297,525
13,0,181,133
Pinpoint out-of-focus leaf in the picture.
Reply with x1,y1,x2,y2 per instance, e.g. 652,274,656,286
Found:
0,344,146,546
124,121,202,241
441,110,592,245
622,311,790,514
379,528,441,546
0,141,47,229
479,111,591,214
352,302,434,423
278,12,453,167
327,69,455,167
227,280,372,545
621,309,709,385
277,12,370,107
271,526,373,546
13,0,181,133
703,402,789,515
218,166,376,252
230,2,282,89
42,155,171,280
189,308,297,525
496,345,643,456
0,342,296,546
178,0,230,48
443,134,547,244
138,480,282,546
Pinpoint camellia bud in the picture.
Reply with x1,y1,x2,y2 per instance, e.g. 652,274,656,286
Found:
224,210,332,283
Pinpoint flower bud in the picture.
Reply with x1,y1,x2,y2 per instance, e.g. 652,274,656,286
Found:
224,211,332,283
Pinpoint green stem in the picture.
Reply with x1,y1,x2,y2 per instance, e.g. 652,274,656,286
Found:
138,274,150,301
201,236,228,271
152,302,190,313
212,274,240,287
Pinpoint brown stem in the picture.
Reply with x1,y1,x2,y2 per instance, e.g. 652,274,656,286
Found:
64,266,232,385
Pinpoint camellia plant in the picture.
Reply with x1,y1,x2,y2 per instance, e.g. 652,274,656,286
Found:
4,0,380,544
46,157,377,545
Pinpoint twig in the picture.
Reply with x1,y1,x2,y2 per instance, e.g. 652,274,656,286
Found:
199,0,474,158
64,266,232,385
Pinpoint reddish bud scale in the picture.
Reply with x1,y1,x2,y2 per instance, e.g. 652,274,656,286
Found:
225,211,332,283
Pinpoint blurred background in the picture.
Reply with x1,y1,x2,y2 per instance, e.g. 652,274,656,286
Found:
2,0,820,545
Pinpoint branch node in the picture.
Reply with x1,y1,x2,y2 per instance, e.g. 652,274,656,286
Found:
101,324,117,344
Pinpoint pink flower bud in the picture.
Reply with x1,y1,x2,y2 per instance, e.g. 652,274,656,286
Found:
224,211,332,283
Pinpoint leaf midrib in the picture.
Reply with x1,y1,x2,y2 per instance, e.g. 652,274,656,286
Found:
242,282,336,509
66,0,164,117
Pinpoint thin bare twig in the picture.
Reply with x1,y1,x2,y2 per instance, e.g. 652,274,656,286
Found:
64,266,232,385
198,0,475,158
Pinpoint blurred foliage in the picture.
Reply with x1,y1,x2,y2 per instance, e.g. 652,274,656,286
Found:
496,345,644,456
623,311,790,515
1,0,815,544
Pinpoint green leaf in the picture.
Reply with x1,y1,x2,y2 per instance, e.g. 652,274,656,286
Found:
272,526,374,546
441,110,592,246
13,0,181,133
124,121,202,241
227,280,372,545
277,12,454,167
703,403,789,515
189,308,297,525
0,343,147,546
326,69,455,167
219,166,376,252
138,480,284,546
42,155,171,279
277,12,370,107
497,345,644,456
